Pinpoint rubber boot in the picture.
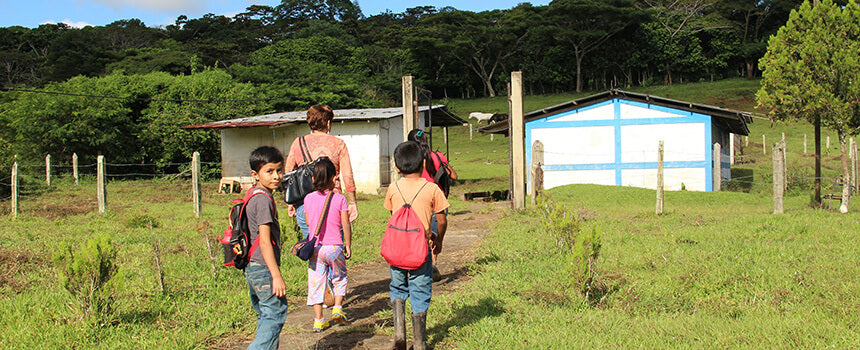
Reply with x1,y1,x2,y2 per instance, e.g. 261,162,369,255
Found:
393,299,406,350
411,312,427,350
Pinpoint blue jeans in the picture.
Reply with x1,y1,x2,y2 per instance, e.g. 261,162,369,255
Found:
245,263,288,350
296,203,309,239
389,250,433,314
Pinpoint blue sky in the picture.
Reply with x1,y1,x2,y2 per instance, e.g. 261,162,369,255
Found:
1,0,550,28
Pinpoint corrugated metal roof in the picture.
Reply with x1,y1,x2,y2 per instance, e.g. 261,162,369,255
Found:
182,105,459,130
478,90,753,136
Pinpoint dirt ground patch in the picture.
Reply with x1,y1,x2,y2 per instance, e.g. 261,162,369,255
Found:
25,198,98,219
209,200,505,350
0,247,46,293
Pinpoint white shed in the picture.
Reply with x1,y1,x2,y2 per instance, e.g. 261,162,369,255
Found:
479,90,752,192
183,105,464,194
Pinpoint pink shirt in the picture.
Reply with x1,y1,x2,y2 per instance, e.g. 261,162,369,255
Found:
420,151,449,183
303,190,348,245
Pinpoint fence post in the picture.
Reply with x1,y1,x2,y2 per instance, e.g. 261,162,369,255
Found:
45,154,51,186
529,140,544,206
401,76,416,142
11,162,18,219
510,71,526,210
852,138,858,193
804,134,807,154
469,124,473,140
656,140,664,215
713,143,722,192
827,136,830,149
192,151,202,218
72,153,79,185
97,155,106,214
762,135,766,155
773,141,785,214
745,136,749,148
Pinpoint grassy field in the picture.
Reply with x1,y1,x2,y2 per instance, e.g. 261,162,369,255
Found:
1,78,857,348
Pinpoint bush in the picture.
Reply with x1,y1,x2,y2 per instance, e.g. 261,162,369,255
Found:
52,233,124,325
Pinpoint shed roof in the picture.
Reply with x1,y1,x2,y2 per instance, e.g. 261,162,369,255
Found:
478,90,753,136
182,104,464,130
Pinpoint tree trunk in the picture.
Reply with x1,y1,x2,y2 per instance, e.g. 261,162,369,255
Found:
745,60,755,78
839,132,851,213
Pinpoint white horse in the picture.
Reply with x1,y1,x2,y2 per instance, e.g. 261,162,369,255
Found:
469,112,494,124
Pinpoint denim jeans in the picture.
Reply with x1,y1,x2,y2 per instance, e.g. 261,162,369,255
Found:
389,250,433,314
245,263,288,350
296,203,309,239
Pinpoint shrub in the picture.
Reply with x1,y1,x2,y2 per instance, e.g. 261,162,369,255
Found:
52,233,124,325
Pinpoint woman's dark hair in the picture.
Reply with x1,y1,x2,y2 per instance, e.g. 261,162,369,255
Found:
407,129,436,175
312,157,336,192
307,104,334,131
393,141,423,175
249,146,284,172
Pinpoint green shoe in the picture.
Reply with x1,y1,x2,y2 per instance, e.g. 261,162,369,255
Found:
312,320,330,332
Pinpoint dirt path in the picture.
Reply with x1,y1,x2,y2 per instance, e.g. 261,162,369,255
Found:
212,200,503,350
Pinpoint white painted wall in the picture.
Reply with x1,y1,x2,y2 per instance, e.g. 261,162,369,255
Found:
533,126,615,165
621,123,706,163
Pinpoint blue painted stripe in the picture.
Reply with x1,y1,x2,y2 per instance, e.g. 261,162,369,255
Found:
544,161,709,172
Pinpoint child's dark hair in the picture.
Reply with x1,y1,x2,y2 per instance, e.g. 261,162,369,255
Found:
394,141,423,175
249,146,284,172
407,128,437,175
313,157,336,192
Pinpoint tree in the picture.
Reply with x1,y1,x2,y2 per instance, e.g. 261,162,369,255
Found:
756,0,860,211
547,0,643,92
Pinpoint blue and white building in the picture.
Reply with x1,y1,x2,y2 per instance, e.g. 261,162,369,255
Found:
480,90,752,192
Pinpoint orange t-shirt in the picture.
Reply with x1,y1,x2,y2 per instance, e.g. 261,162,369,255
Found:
284,133,356,193
384,177,450,240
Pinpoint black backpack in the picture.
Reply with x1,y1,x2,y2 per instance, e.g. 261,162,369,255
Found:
431,152,452,198
219,188,275,270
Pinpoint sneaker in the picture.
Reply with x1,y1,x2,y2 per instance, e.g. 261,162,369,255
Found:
331,307,349,323
312,320,330,332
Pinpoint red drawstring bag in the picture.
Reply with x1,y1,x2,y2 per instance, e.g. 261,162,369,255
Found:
380,182,429,270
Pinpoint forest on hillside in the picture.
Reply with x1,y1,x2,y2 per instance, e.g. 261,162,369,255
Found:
0,0,808,167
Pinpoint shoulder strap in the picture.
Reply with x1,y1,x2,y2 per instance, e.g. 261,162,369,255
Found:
299,136,312,164
310,192,334,241
394,180,429,207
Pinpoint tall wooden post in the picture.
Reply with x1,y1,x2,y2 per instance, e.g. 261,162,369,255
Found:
529,140,544,206
11,162,18,219
45,154,51,186
804,134,807,154
402,76,416,141
827,136,831,149
97,155,106,214
773,141,786,214
729,134,735,165
713,143,722,191
656,141,664,215
510,71,526,210
762,135,766,155
852,138,858,192
469,124,473,140
192,152,202,218
72,153,79,185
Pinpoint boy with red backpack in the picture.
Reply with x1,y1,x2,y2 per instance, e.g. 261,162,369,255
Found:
382,141,449,350
244,146,288,349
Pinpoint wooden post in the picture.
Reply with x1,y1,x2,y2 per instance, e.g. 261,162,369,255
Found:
72,153,79,185
713,143,722,192
510,71,526,210
469,124,473,140
402,76,416,141
97,155,106,214
773,141,786,214
729,134,735,165
762,135,766,155
490,134,494,141
529,140,544,206
827,136,830,149
11,162,18,219
804,134,807,154
656,140,664,215
745,136,749,147
852,138,858,192
192,151,202,218
45,154,51,186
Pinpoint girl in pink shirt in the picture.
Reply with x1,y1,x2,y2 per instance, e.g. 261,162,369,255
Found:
303,157,352,332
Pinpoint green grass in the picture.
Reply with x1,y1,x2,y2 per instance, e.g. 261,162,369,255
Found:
3,78,857,348
426,185,859,348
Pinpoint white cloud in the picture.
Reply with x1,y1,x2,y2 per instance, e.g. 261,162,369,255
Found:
40,19,94,28
87,0,207,13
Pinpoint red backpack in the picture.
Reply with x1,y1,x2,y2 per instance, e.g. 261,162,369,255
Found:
380,182,430,270
218,187,276,269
